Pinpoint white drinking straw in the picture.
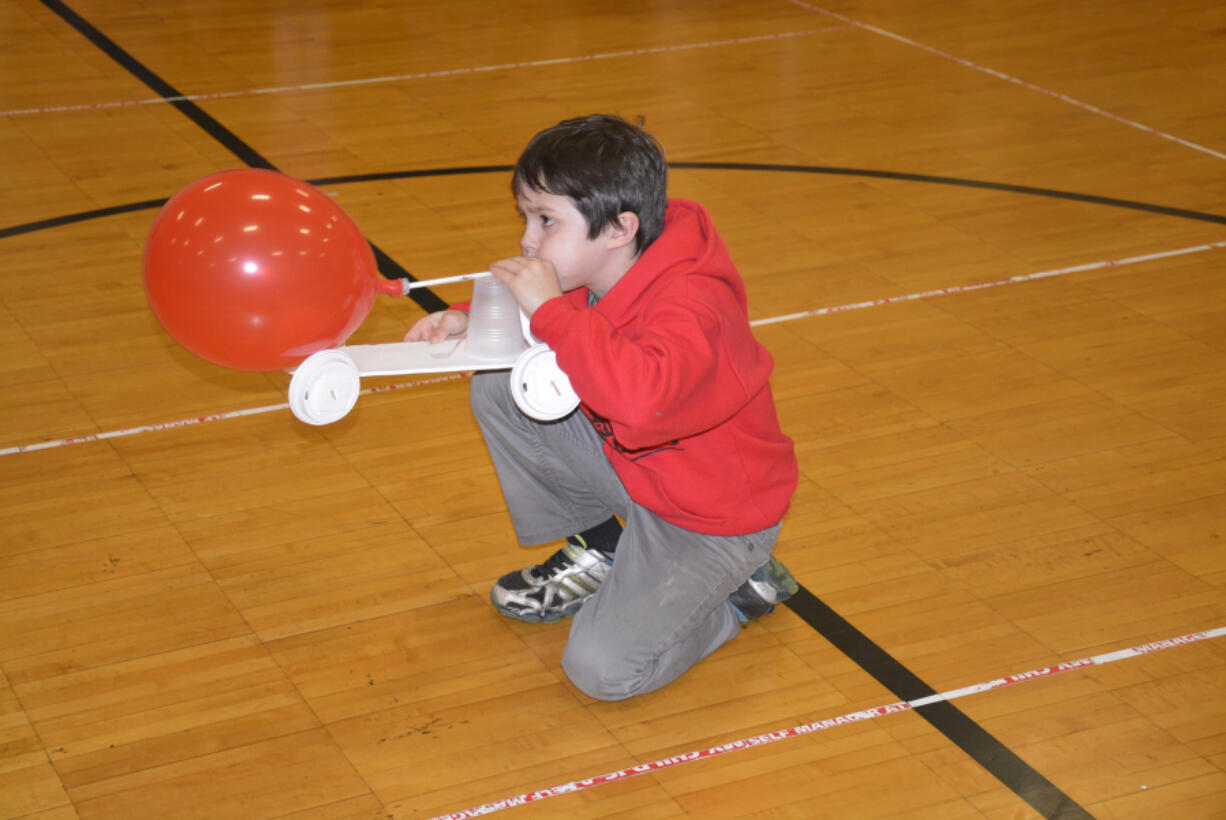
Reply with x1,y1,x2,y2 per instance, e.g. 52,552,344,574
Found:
400,271,491,292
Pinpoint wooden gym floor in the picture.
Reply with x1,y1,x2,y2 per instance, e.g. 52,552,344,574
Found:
2,0,1225,817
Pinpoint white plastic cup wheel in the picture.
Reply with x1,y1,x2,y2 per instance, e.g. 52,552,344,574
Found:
510,343,581,421
289,349,361,425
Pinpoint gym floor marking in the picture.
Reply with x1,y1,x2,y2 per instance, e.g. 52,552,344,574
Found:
427,627,1226,818
0,27,850,117
3,238,1222,457
785,0,1226,162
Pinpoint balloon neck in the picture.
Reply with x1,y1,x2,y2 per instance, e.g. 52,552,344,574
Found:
378,277,409,296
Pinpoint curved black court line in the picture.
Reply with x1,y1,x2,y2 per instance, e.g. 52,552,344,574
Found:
672,161,1226,226
6,161,1225,243
316,163,1226,227
37,0,448,315
25,4,1180,816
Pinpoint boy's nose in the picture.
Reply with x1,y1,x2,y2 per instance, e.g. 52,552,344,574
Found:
520,227,537,258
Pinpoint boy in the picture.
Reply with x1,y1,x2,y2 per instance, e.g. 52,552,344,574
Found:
406,114,799,701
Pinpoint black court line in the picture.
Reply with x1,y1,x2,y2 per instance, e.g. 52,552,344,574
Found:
5,162,1225,242
38,0,447,315
671,161,1226,226
787,587,1094,819
0,198,171,239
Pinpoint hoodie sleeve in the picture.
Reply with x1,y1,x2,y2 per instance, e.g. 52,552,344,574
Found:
531,278,774,451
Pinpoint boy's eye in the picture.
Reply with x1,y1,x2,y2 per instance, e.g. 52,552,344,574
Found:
540,215,554,227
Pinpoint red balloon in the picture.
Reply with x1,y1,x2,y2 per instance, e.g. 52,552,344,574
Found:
144,169,381,371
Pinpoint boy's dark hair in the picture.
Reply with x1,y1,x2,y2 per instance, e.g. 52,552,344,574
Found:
512,114,668,255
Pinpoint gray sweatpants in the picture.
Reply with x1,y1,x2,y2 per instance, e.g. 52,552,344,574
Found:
470,371,782,701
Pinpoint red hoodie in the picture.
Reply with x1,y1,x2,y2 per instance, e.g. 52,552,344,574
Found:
529,199,798,536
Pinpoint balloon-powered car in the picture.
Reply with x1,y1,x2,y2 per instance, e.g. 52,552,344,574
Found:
143,169,579,425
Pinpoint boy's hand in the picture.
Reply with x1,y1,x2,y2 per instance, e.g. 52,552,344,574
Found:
404,309,469,343
489,256,564,317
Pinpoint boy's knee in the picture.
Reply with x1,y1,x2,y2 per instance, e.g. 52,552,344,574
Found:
561,640,646,702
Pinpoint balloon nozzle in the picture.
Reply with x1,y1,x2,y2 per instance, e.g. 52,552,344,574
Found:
378,277,411,296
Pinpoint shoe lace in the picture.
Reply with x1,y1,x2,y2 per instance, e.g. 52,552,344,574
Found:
534,546,579,581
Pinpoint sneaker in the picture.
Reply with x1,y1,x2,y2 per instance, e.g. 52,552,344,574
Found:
490,536,613,623
727,556,798,623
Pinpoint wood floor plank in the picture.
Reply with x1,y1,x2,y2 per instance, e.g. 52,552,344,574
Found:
0,667,73,819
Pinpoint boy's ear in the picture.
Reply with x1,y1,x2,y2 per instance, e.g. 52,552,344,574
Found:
605,211,640,251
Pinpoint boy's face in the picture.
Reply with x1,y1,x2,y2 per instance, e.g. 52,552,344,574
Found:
516,186,618,295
